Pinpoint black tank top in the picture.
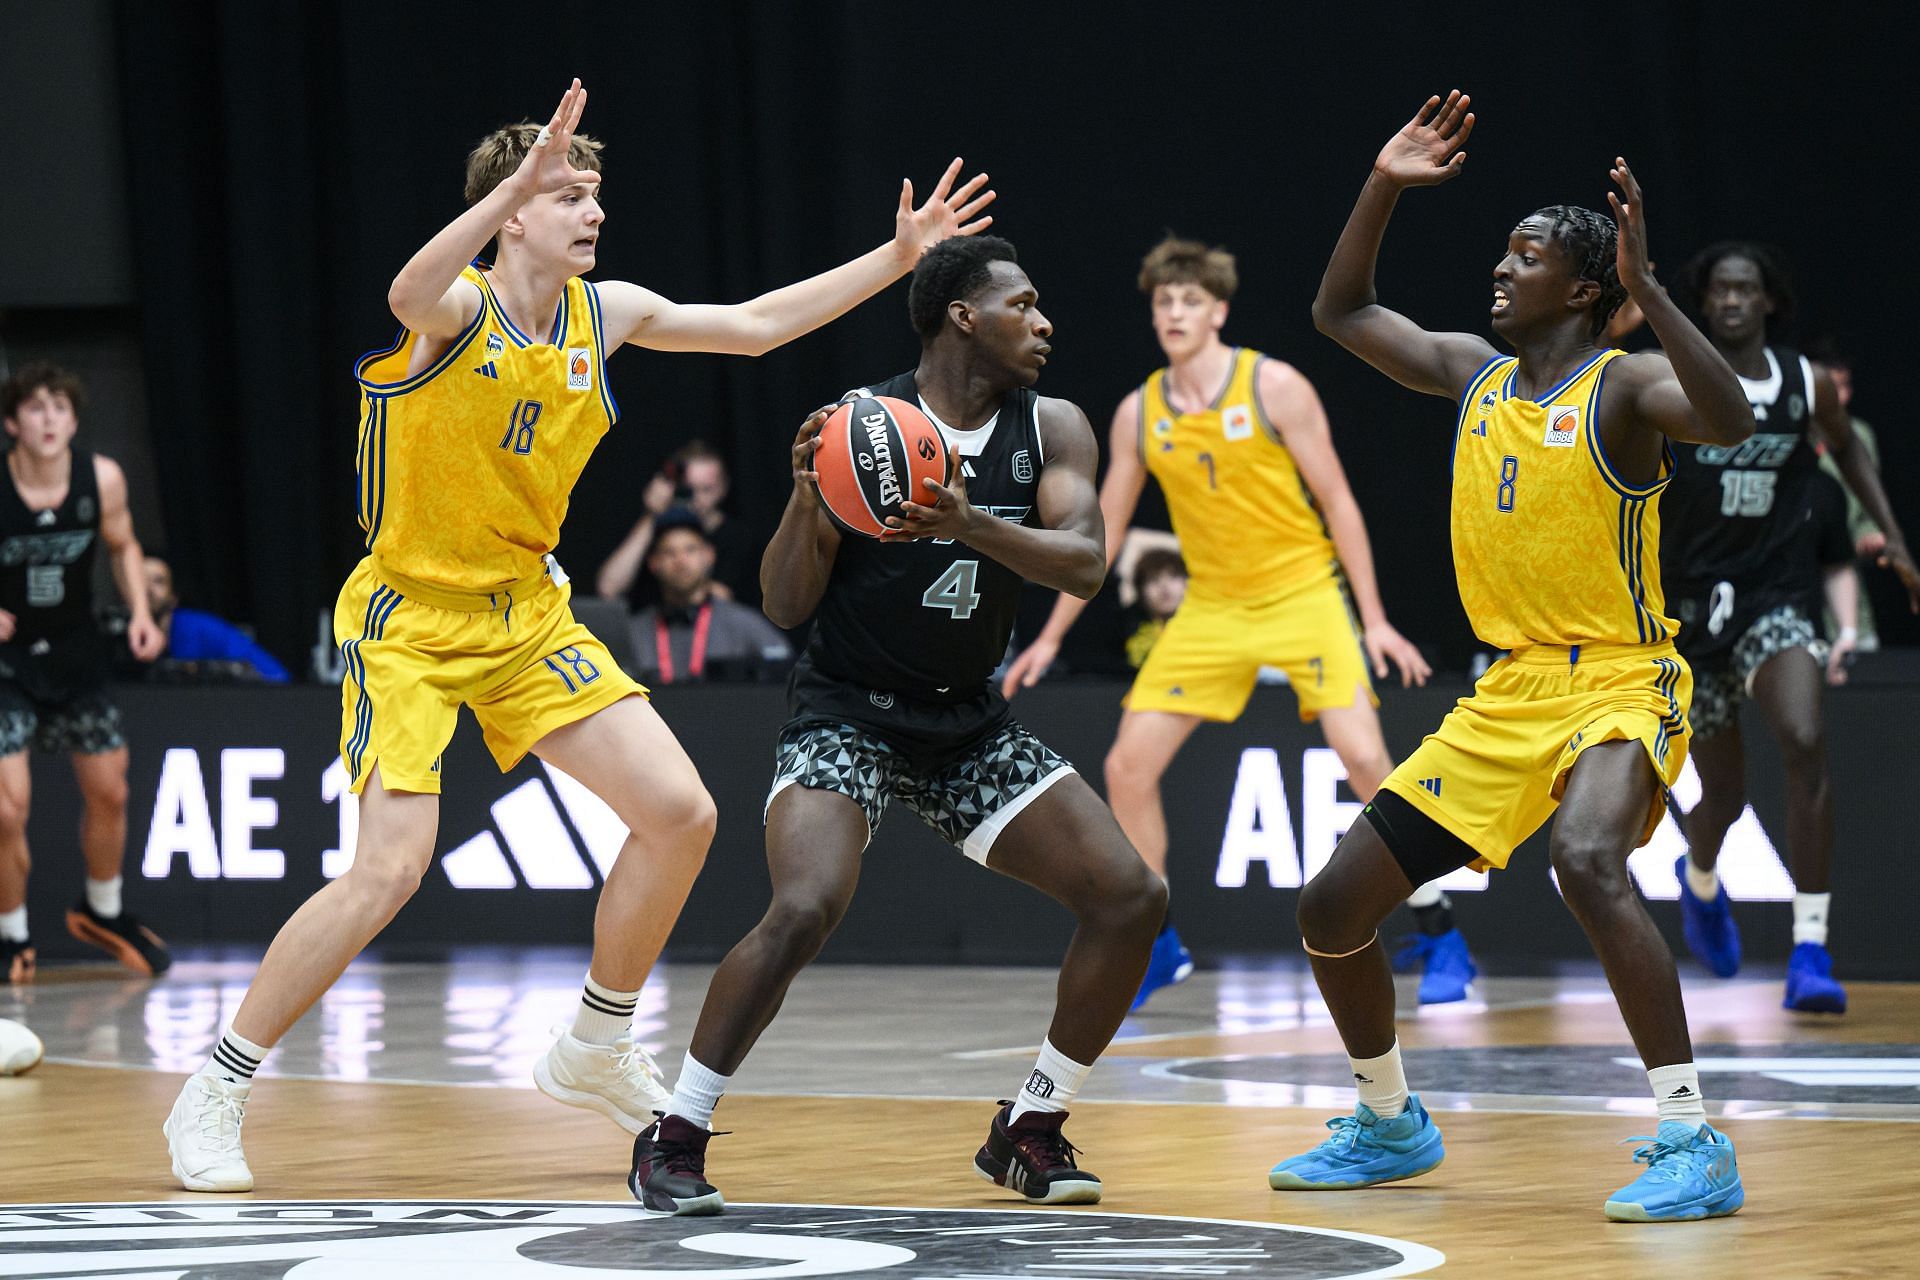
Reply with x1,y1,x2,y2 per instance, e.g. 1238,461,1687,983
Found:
1660,345,1822,596
800,371,1044,700
0,448,107,693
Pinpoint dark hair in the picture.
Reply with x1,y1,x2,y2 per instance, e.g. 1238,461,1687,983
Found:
908,236,1019,339
652,506,711,545
1681,240,1796,338
2,361,87,422
1131,547,1187,597
1527,206,1626,338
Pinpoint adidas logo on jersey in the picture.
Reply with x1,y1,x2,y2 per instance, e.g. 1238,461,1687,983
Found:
472,362,499,379
1472,420,1488,437
1417,776,1442,797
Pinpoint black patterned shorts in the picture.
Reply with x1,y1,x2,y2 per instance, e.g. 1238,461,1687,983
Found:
766,718,1076,861
0,684,126,756
1689,604,1818,738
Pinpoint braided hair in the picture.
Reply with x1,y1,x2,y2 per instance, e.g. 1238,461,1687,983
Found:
1528,206,1626,338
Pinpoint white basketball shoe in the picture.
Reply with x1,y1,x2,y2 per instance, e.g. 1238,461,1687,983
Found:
0,1017,43,1075
534,1028,670,1133
164,1073,255,1192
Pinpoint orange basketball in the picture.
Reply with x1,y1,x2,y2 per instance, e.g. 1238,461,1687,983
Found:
813,395,950,539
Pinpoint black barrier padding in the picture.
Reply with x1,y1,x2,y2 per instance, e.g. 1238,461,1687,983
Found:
19,681,1918,978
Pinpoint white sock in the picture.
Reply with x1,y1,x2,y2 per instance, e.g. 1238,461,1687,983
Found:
1684,857,1720,902
1792,893,1830,946
203,1027,270,1084
572,974,640,1046
86,876,124,919
1009,1039,1093,1123
1649,1062,1707,1126
1405,880,1444,909
668,1052,732,1130
0,906,25,943
1350,1041,1410,1120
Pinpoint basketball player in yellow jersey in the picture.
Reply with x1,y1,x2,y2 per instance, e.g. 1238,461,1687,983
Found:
163,80,995,1192
1265,92,1757,1222
1003,236,1450,1010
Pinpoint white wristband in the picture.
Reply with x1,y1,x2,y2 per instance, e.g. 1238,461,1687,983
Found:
1838,627,1858,643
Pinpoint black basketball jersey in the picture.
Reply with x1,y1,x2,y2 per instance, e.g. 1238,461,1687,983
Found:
0,448,107,695
1660,346,1823,598
794,370,1043,736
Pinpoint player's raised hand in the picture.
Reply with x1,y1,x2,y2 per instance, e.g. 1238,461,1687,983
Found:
1374,92,1474,188
893,158,996,263
882,468,977,542
512,79,600,199
790,406,834,507
1364,621,1431,688
1607,157,1657,293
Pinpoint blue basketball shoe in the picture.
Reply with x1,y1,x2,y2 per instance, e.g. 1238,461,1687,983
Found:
1784,942,1847,1013
1604,1121,1743,1222
1129,922,1194,1011
1393,929,1477,1004
1675,855,1741,978
1268,1095,1445,1189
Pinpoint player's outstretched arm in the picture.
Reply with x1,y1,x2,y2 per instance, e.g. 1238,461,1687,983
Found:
388,80,599,337
761,406,845,629
1002,391,1149,694
598,159,995,357
884,398,1105,599
1602,158,1754,449
1313,92,1495,400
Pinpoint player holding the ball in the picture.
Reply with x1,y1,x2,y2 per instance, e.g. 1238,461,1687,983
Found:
633,237,1165,1214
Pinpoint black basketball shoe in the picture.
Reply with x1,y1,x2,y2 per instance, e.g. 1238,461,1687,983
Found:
2,936,33,984
973,1101,1102,1204
65,900,172,977
629,1114,725,1215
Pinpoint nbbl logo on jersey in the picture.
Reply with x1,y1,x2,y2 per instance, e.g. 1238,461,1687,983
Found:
1543,405,1579,447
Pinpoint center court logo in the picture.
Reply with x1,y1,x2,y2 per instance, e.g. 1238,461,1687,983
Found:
0,1201,1441,1278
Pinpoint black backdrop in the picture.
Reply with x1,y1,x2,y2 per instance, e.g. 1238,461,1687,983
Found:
112,2,1916,672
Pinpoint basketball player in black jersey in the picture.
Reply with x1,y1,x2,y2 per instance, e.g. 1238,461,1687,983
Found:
1,364,170,984
626,237,1164,1215
1664,243,1918,1012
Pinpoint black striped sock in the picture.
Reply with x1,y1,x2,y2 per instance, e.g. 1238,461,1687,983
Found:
208,1032,265,1083
573,977,640,1046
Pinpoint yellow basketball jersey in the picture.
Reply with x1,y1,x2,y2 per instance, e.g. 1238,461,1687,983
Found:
1139,348,1336,601
1451,349,1675,649
353,265,619,591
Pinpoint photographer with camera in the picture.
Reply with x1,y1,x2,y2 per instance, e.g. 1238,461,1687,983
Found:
598,441,759,608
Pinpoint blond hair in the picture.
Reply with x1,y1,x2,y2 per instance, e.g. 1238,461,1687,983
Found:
463,122,605,207
1137,234,1238,301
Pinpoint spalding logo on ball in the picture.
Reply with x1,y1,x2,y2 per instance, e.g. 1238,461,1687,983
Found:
815,395,951,538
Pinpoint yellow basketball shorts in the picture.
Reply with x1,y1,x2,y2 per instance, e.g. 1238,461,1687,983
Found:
1377,640,1690,871
333,557,647,795
1124,576,1376,723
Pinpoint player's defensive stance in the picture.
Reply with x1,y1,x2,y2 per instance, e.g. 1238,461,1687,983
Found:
163,80,993,1192
1273,92,1754,1222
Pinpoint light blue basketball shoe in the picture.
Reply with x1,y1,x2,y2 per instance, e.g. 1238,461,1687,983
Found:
1268,1094,1445,1189
1604,1121,1744,1222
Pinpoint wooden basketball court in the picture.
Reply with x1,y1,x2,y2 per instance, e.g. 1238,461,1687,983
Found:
4,957,1916,1277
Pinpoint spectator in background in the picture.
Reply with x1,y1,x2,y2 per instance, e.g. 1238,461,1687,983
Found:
598,441,759,608
630,509,790,684
144,556,289,683
1809,339,1884,651
1124,548,1187,670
